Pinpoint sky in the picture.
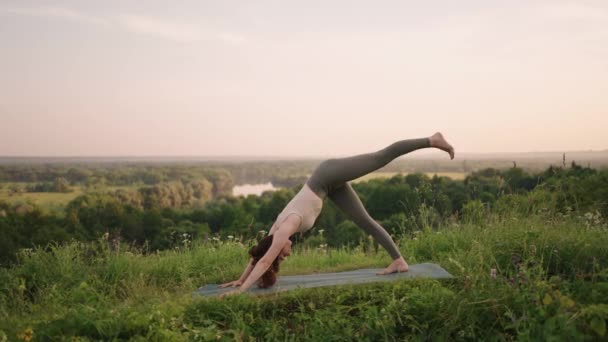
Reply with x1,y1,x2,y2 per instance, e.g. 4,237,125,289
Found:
1,0,607,157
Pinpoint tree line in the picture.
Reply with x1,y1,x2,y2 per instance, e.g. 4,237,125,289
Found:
0,163,311,188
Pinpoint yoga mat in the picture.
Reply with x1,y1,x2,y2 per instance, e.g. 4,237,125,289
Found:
196,263,453,297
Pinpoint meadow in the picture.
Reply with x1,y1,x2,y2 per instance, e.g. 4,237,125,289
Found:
1,210,607,341
0,183,135,213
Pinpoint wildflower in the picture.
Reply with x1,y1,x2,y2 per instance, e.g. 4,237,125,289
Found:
102,232,109,241
20,248,34,257
17,328,33,341
490,268,497,279
227,235,234,240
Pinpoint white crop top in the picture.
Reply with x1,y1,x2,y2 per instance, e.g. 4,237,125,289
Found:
270,183,323,234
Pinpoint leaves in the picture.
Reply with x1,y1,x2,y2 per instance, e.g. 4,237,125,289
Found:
543,293,553,306
590,317,606,337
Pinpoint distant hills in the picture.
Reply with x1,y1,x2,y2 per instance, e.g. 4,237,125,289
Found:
1,150,607,170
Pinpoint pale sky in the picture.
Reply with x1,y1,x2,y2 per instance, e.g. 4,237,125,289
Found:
1,0,607,157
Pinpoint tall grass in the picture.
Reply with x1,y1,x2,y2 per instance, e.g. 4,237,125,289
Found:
1,211,607,340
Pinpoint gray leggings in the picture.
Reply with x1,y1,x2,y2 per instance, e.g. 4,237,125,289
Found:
306,137,431,260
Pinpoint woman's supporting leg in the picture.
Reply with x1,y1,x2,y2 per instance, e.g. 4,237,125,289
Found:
307,137,430,198
328,182,402,259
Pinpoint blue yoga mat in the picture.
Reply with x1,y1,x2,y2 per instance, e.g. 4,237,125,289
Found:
196,263,453,297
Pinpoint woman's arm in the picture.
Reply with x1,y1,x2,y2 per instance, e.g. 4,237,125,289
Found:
218,257,254,288
237,215,301,293
239,258,255,282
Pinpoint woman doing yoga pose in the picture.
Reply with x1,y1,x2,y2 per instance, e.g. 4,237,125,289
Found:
218,132,455,298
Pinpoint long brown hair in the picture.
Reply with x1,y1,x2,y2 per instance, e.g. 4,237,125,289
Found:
249,235,281,288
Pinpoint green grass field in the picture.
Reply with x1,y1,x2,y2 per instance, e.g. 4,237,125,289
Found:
0,190,78,209
1,213,606,341
0,184,135,210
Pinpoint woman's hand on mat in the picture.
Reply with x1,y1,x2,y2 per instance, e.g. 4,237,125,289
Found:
218,280,243,288
218,289,242,299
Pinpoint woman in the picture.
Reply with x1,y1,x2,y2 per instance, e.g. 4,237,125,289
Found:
218,132,455,298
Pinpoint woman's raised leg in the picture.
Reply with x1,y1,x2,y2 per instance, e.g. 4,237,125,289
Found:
311,132,454,274
307,132,454,198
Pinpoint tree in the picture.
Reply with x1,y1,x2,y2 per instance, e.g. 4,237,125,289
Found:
142,209,164,244
257,189,293,224
190,179,213,203
66,167,93,184
325,220,365,248
53,177,72,193
8,184,23,196
367,183,418,220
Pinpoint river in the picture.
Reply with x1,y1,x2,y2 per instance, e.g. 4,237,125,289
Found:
232,182,278,197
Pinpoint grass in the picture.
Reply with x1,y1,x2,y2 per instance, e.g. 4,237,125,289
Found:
0,188,78,210
0,213,607,340
0,184,136,210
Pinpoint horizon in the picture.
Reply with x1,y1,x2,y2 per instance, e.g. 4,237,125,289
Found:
2,1,607,156
1,149,607,160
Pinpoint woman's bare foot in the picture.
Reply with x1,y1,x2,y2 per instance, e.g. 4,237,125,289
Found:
429,132,455,160
377,257,409,275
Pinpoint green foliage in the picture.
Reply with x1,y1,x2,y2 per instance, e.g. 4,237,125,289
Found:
461,200,486,225
25,177,73,193
325,220,365,248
